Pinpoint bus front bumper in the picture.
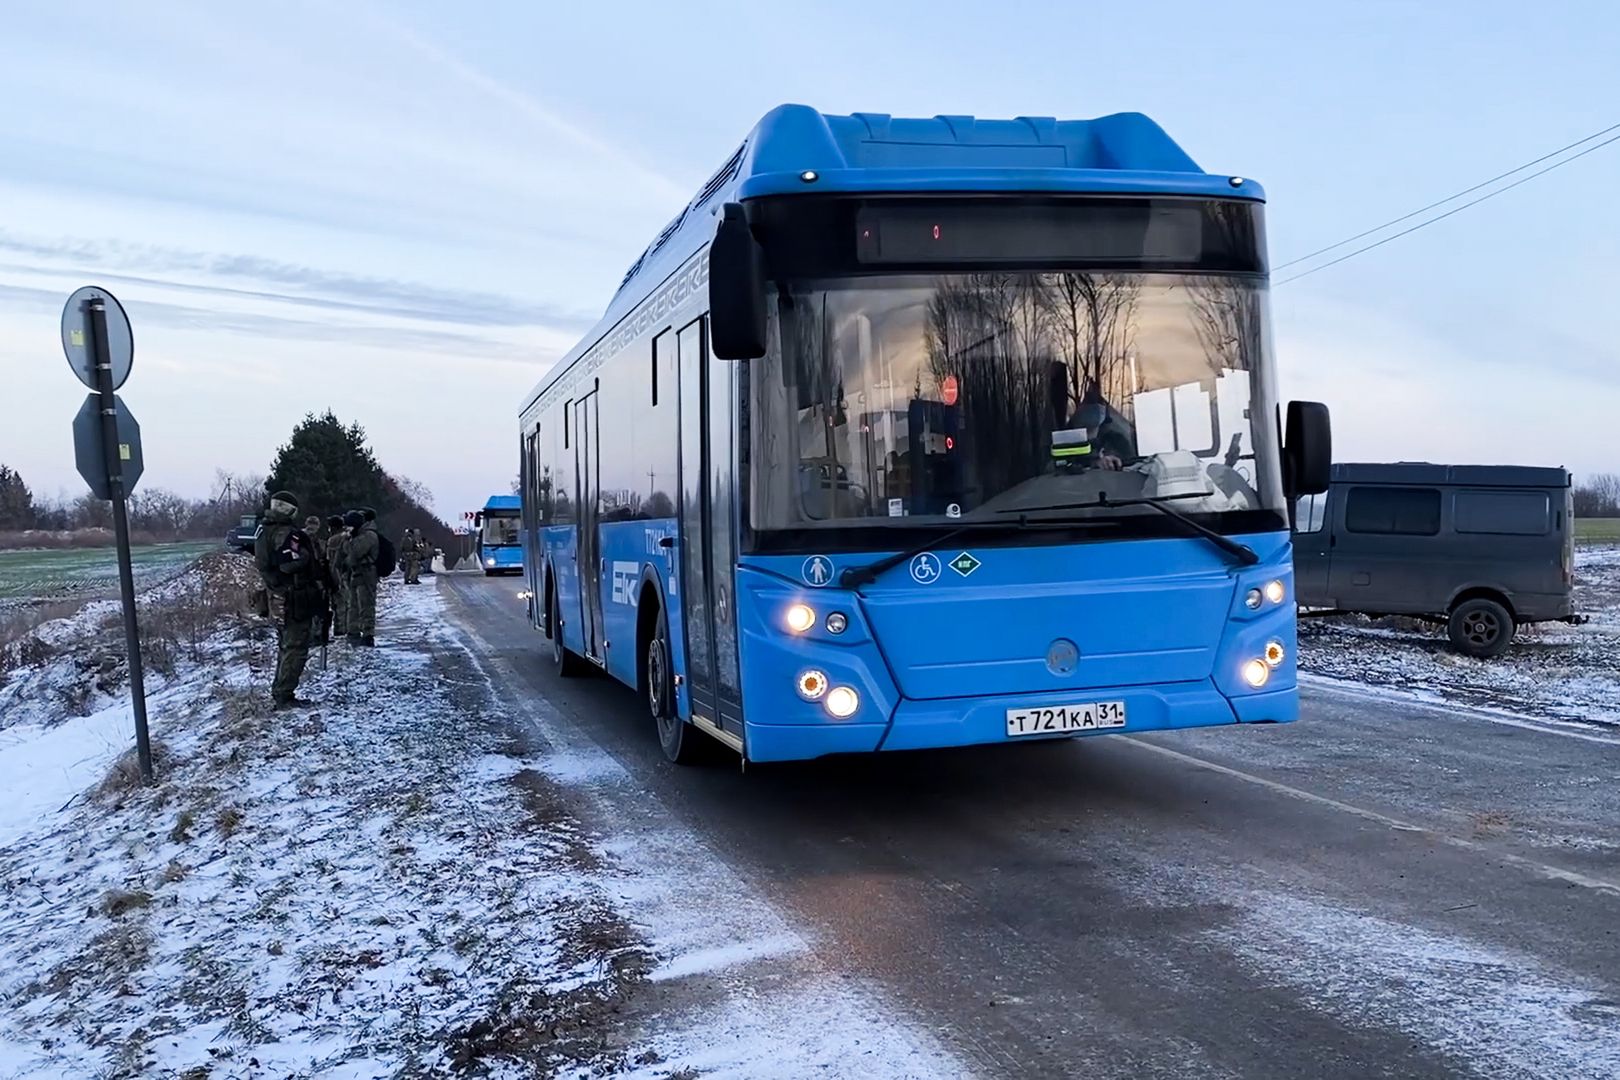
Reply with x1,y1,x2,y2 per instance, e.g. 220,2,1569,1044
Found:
741,680,1297,763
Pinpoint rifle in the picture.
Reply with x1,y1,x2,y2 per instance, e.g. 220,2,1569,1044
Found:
319,584,333,671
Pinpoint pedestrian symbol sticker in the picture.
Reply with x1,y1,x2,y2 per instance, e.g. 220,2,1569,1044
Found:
909,553,942,585
950,552,981,577
802,555,833,587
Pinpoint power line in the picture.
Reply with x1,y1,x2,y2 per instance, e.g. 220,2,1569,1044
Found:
1275,129,1620,286
1274,120,1620,272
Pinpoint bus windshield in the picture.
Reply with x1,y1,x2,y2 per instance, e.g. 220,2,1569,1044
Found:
750,272,1285,541
482,513,520,547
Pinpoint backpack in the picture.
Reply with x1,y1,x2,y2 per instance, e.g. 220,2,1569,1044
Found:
375,533,397,579
255,524,313,592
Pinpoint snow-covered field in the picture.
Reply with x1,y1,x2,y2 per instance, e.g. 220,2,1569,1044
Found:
1298,545,1620,732
0,567,964,1079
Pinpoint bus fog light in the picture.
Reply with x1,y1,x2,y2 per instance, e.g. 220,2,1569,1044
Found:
1241,659,1270,688
824,686,860,718
1244,588,1263,610
1264,640,1285,668
826,612,848,635
1264,579,1286,605
785,604,816,634
796,670,828,701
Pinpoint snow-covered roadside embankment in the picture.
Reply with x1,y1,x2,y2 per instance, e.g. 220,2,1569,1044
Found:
1,577,666,1078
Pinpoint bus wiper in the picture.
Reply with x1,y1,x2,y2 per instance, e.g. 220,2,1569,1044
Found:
838,517,1081,588
998,492,1260,567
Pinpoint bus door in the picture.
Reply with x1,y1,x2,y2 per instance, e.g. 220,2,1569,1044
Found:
677,318,745,746
573,386,605,664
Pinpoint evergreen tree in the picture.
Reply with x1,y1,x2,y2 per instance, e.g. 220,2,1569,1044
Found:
266,412,395,521
265,412,453,554
0,465,36,530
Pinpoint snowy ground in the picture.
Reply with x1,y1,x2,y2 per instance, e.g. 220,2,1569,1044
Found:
1298,545,1620,732
0,568,964,1079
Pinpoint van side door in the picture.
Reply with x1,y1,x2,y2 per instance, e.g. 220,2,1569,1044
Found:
1326,485,1443,616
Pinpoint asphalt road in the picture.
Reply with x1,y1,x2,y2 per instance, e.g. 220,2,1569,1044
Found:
441,572,1620,1080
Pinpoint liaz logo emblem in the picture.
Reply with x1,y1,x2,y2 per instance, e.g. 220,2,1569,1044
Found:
949,552,982,577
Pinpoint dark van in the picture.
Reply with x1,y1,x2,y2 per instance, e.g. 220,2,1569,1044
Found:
1292,463,1579,657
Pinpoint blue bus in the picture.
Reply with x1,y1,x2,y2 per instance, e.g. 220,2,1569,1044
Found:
476,495,524,575
519,105,1330,764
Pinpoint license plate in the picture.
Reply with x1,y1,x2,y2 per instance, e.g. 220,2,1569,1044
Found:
1005,701,1127,737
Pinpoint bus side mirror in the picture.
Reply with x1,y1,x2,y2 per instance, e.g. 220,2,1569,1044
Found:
709,203,768,361
1283,400,1332,496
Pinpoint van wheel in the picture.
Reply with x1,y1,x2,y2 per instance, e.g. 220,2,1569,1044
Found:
550,593,587,677
1449,598,1514,659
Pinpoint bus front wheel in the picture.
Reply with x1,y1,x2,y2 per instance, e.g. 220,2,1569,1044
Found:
550,593,587,678
648,604,704,765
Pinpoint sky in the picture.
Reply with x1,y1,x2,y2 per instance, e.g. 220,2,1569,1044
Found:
1,0,1617,520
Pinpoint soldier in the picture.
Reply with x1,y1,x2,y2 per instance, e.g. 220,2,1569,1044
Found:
324,514,350,638
344,508,379,646
253,490,325,708
401,527,424,585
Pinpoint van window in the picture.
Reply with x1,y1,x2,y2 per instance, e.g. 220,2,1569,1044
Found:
1344,486,1441,536
1293,493,1327,533
1454,490,1550,536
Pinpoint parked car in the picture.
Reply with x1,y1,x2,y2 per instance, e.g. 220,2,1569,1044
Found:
225,513,260,553
1292,463,1581,657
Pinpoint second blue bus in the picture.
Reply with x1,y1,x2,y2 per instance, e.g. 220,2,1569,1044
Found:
476,495,524,576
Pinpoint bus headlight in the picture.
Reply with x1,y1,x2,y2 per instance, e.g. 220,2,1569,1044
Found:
1245,588,1263,610
785,604,816,634
825,686,860,719
825,612,848,635
796,670,829,701
1264,640,1286,668
1264,579,1286,605
1241,659,1270,689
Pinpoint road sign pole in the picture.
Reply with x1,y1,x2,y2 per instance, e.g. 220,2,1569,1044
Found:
88,297,154,783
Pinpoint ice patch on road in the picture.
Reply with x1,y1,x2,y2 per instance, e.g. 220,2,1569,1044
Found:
650,933,806,982
474,659,972,1078
1223,892,1620,1079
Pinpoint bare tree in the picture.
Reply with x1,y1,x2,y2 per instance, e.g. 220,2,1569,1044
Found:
1187,275,1264,373
1574,473,1620,517
1048,273,1140,406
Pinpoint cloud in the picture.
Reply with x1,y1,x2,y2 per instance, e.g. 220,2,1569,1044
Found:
0,230,597,333
350,6,690,206
0,279,566,368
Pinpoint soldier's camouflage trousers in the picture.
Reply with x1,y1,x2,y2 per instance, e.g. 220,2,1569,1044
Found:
332,574,351,635
273,615,317,702
348,573,378,636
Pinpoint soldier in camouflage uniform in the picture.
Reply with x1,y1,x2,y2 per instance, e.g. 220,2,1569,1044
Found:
344,509,378,646
400,527,425,585
324,514,350,638
254,490,324,707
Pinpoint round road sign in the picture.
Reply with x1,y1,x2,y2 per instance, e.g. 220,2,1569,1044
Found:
61,286,133,392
